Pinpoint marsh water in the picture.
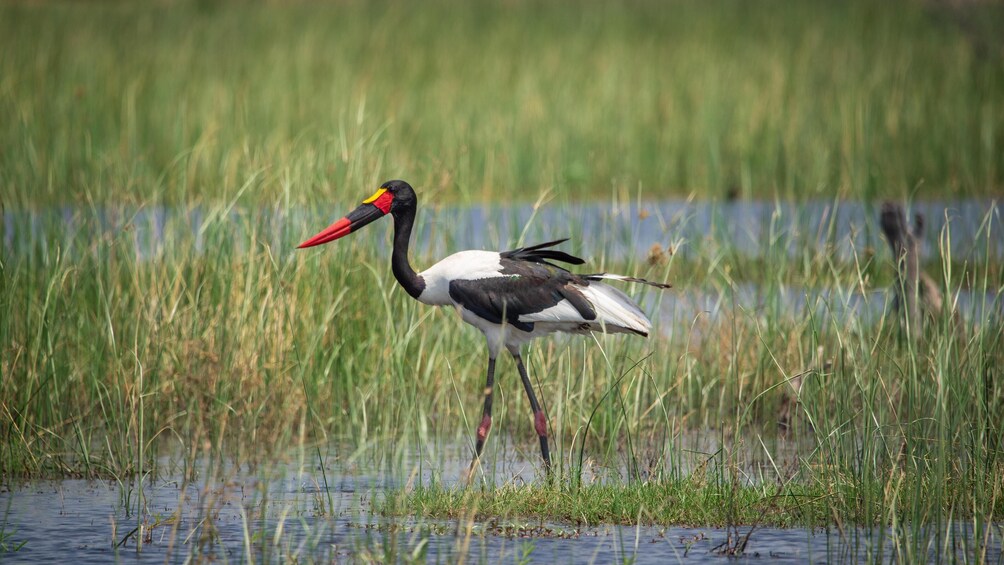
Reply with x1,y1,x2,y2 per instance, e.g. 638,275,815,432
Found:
3,449,1000,564
4,199,1000,260
3,199,1002,330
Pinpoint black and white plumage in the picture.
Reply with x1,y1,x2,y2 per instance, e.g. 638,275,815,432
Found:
424,242,665,354
298,180,670,476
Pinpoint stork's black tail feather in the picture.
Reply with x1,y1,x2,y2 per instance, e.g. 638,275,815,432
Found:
584,273,672,289
503,239,673,288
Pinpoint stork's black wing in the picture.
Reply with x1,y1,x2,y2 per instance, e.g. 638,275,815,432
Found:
448,258,596,333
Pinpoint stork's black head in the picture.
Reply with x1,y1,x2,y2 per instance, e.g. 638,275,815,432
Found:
297,179,419,249
379,179,418,217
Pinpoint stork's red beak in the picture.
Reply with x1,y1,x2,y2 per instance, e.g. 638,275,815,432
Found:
297,188,394,249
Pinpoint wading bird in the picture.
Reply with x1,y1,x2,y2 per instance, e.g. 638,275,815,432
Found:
298,180,670,475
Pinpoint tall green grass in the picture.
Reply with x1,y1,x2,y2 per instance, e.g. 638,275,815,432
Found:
2,194,1000,523
1,0,1002,206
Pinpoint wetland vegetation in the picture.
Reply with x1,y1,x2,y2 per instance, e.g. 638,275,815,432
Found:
2,0,1003,561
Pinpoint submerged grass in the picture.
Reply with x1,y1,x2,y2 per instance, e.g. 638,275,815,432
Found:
2,0,1003,205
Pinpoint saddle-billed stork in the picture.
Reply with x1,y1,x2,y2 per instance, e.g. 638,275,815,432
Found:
298,180,670,475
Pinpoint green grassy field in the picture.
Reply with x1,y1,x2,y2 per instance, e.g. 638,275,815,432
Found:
1,0,1002,206
2,0,1003,560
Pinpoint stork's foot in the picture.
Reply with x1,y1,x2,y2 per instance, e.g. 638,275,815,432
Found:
539,440,552,474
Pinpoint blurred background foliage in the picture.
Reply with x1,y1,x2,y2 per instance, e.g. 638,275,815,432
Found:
1,0,1002,207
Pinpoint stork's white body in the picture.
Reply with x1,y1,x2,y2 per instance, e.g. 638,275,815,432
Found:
417,250,652,357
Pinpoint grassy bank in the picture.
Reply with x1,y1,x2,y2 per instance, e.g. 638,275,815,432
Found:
2,0,1003,206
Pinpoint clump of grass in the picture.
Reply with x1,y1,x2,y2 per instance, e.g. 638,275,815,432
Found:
381,469,1004,528
383,479,832,528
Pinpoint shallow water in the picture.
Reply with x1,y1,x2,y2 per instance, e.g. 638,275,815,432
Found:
651,283,1002,332
3,199,1000,261
3,199,1001,330
1,452,1001,563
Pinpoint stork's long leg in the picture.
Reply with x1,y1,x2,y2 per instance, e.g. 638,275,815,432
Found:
512,352,551,472
468,357,496,477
